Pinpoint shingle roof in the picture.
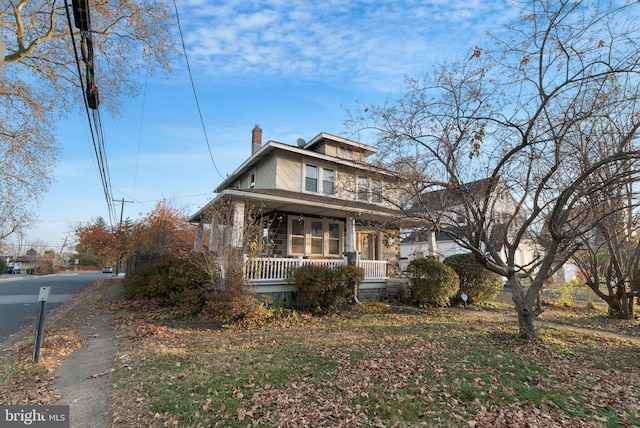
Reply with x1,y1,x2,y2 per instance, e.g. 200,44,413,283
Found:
412,176,499,213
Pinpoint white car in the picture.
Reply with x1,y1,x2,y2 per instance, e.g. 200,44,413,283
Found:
102,266,113,274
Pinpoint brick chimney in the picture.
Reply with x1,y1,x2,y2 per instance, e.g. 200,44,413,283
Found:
251,125,262,154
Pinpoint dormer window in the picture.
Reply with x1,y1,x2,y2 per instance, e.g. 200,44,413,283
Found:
338,147,355,159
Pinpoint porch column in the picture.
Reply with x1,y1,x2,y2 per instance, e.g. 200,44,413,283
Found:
232,201,245,248
346,217,356,253
209,217,218,248
193,223,204,252
427,230,438,258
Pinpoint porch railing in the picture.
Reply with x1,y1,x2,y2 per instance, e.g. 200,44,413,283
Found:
244,256,387,283
359,260,387,281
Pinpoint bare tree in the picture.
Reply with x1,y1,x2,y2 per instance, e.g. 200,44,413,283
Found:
571,158,640,318
194,200,273,321
1,0,176,238
352,0,640,338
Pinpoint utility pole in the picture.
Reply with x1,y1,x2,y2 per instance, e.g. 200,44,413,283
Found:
113,198,133,275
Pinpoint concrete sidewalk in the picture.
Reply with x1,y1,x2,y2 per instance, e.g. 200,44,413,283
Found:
52,280,122,428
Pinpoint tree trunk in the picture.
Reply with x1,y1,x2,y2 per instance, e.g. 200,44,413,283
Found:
605,293,635,319
517,308,538,340
585,281,634,319
508,276,540,340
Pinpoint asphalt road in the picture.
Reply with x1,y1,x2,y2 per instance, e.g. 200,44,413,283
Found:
0,272,106,344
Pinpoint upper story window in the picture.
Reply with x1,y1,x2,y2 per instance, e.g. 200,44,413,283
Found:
322,168,335,195
338,147,355,159
357,177,383,204
372,180,382,203
305,163,335,195
305,165,318,192
357,176,369,201
249,173,256,189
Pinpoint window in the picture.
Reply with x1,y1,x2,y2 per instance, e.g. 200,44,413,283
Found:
357,176,369,201
288,216,343,256
371,180,382,203
249,173,255,188
305,165,318,192
357,177,384,204
290,218,305,254
338,147,355,159
305,163,335,195
322,168,335,195
310,220,324,255
328,223,340,255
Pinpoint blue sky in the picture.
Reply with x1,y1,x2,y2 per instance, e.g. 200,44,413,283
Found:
20,0,518,251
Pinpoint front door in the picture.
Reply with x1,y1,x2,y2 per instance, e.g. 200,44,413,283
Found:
357,232,377,260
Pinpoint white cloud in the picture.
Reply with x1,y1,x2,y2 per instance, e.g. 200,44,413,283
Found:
179,0,517,89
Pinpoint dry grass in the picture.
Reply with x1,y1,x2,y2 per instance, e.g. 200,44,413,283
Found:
0,278,123,405
1,282,639,427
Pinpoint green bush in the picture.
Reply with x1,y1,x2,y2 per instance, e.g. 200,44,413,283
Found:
0,259,6,274
443,253,503,304
406,258,459,307
292,264,363,314
557,281,577,307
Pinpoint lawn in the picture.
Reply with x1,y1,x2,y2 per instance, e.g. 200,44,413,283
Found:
107,298,640,427
1,281,639,427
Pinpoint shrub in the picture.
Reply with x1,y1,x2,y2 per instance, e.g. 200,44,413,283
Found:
123,253,210,306
200,271,266,323
557,281,577,307
443,253,503,304
292,264,363,314
0,259,6,274
32,258,57,275
406,258,459,307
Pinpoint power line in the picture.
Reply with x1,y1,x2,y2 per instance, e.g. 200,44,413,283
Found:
133,66,149,204
64,0,117,226
172,0,224,179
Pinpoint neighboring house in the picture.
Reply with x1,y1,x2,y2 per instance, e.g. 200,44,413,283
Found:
189,126,407,300
401,177,537,272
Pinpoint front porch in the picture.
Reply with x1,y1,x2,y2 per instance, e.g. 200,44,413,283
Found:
189,194,410,300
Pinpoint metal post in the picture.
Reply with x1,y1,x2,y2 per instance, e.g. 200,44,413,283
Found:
32,287,51,363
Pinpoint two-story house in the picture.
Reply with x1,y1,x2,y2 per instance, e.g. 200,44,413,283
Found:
401,176,537,271
189,126,406,300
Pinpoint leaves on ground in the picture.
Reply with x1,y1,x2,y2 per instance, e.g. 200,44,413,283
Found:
2,280,639,427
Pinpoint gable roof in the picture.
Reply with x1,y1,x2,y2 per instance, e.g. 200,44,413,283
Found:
303,132,377,157
411,176,500,213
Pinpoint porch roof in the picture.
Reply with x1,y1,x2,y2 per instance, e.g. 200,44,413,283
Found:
188,188,408,225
